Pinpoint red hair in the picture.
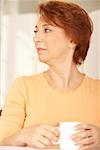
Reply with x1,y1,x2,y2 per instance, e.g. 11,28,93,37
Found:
38,1,93,65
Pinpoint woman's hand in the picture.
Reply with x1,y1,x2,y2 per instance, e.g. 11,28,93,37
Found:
71,123,100,150
11,123,59,149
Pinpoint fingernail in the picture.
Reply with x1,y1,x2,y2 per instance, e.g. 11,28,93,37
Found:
70,135,75,139
74,127,78,130
74,142,79,145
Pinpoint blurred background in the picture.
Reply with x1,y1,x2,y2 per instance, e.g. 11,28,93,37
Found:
0,0,100,108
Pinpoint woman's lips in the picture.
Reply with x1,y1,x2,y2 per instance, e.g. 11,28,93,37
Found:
37,48,46,52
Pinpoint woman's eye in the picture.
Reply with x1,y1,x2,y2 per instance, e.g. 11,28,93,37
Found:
33,28,52,34
44,28,51,33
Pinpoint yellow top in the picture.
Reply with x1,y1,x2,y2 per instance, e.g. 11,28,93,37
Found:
0,72,100,141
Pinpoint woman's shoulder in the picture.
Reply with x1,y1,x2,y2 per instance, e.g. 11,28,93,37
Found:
8,72,45,96
84,75,100,90
13,72,43,86
85,75,100,84
15,72,44,83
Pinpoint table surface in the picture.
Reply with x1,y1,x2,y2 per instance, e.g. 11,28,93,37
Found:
0,146,59,150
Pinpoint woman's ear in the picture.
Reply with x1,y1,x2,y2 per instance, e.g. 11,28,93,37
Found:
69,40,76,49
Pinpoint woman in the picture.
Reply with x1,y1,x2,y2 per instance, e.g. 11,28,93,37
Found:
0,1,100,149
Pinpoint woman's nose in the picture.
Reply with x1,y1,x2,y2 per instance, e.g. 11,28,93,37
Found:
34,36,42,43
34,32,43,43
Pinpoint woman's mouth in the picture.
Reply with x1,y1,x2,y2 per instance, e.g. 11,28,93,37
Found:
37,48,46,52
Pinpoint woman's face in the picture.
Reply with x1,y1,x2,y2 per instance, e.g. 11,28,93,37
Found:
34,16,75,64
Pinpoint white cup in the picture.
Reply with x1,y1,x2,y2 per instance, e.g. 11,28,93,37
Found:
53,122,81,150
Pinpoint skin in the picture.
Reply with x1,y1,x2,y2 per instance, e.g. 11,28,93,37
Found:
34,17,79,92
0,123,59,148
0,16,100,149
71,123,100,150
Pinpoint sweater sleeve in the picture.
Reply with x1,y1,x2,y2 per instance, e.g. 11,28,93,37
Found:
0,77,27,142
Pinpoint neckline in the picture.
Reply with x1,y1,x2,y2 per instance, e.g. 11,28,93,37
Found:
42,72,86,95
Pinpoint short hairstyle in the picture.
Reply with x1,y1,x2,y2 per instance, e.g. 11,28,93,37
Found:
38,1,93,65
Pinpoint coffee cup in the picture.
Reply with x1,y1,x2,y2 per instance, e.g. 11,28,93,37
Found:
52,122,81,150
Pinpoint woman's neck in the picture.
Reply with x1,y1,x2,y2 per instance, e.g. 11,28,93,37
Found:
44,62,84,92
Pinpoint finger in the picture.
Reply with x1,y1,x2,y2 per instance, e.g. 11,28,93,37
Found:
74,123,92,131
43,131,59,144
45,122,59,127
43,128,59,143
77,136,94,146
79,142,95,150
71,129,92,140
30,139,45,149
38,135,51,146
43,125,59,137
43,128,57,141
51,135,59,143
50,122,59,126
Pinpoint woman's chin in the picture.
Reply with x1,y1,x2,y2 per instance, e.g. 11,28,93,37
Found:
38,56,49,64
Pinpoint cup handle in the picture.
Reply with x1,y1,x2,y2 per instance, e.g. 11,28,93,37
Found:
52,127,60,145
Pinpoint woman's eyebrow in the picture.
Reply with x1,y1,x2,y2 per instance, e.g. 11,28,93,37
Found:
42,23,50,27
35,23,51,28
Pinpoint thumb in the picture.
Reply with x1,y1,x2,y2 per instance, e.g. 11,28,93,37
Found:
51,122,59,127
